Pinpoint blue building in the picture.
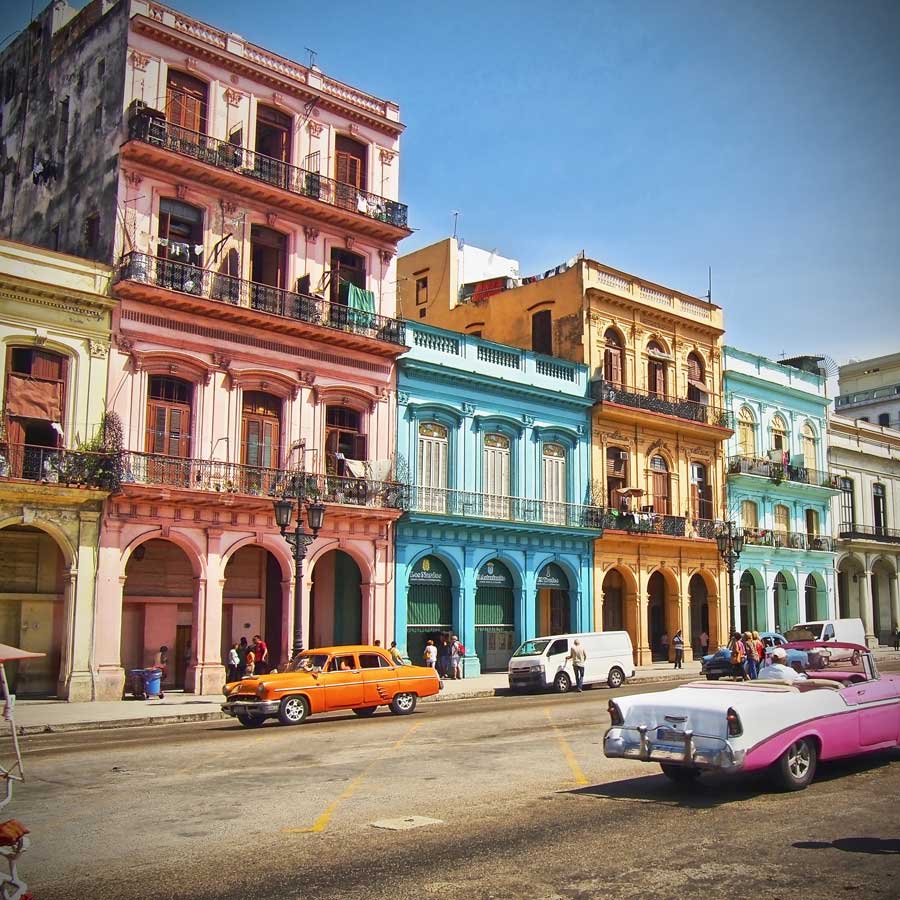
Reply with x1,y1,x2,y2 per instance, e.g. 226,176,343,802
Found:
724,349,839,633
395,324,601,676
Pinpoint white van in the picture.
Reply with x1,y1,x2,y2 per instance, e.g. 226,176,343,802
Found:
508,631,634,692
786,618,867,662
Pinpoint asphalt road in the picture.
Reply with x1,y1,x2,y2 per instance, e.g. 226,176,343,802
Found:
15,669,900,900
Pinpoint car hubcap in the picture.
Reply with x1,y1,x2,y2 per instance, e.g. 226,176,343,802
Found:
396,694,413,711
788,742,810,779
285,699,303,720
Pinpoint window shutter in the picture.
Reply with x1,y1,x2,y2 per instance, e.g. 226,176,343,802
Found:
351,434,367,461
690,483,699,519
652,471,669,514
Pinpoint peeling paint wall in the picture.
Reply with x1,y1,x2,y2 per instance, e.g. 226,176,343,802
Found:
0,0,128,263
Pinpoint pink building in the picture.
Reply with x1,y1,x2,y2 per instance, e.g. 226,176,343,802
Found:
0,1,410,699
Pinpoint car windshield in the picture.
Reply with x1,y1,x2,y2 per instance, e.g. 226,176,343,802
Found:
284,653,329,673
786,624,822,640
513,640,550,657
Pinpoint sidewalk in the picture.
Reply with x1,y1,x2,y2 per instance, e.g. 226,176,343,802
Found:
12,659,701,736
12,650,899,736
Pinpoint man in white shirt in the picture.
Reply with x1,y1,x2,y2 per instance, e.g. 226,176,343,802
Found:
757,647,806,682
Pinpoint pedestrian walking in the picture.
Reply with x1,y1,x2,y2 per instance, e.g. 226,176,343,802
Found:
699,630,709,656
743,631,759,680
245,645,256,677
728,632,746,680
449,634,463,679
894,627,900,652
673,630,684,669
388,641,404,665
437,636,451,678
752,631,765,668
237,636,249,675
226,643,240,682
252,634,268,674
423,639,437,669
567,639,587,691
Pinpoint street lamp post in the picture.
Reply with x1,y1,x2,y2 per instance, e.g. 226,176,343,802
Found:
273,481,326,657
715,520,744,640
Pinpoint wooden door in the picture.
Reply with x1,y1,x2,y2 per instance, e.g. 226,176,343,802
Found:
174,624,191,688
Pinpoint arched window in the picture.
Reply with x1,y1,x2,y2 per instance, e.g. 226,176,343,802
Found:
166,69,208,133
483,432,511,518
603,328,624,386
650,455,670,515
146,375,192,458
770,415,788,454
686,352,707,404
801,422,817,469
417,422,448,513
737,407,756,457
741,500,758,530
647,341,667,398
774,503,791,539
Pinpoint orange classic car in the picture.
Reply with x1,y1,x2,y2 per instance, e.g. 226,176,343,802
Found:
221,645,442,726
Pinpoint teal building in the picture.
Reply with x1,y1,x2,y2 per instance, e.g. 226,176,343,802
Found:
395,323,602,676
724,349,839,634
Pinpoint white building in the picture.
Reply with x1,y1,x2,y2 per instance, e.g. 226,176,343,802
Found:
829,414,900,646
835,353,900,430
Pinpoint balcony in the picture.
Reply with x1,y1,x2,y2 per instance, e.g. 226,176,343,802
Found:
115,252,406,351
727,455,837,489
124,110,410,241
0,444,119,491
742,530,835,552
838,525,900,544
405,486,605,532
122,453,407,510
595,509,719,539
593,381,733,430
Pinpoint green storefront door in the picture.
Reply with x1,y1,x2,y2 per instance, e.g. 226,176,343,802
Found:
475,560,515,671
407,556,452,666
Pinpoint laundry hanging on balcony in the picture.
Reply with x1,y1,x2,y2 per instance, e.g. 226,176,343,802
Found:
346,283,376,331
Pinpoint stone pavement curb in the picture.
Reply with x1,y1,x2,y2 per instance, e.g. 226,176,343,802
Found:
16,668,703,736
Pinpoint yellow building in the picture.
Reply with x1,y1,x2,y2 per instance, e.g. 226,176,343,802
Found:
399,241,733,663
0,240,114,699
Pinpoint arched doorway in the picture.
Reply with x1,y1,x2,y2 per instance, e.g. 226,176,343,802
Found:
647,571,668,659
123,538,196,690
0,525,66,696
536,563,570,636
222,545,284,671
688,574,709,657
804,573,824,622
773,571,798,632
310,549,362,647
836,556,863,619
871,559,896,645
740,570,766,633
475,559,516,671
602,569,625,632
406,556,453,668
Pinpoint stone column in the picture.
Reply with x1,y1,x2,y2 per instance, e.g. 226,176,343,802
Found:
187,528,226,694
93,521,126,700
888,568,899,639
858,571,877,648
459,552,479,678
635,567,652,666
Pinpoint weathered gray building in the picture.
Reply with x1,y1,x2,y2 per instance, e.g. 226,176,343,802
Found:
0,0,129,263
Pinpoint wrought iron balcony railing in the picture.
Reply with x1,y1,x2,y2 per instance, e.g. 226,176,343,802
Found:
116,252,406,347
838,524,900,544
727,455,836,488
594,381,733,429
127,110,409,229
405,485,605,530
742,529,835,552
0,443,120,491
122,452,407,509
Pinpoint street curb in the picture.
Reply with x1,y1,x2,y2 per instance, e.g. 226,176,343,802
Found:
17,671,702,734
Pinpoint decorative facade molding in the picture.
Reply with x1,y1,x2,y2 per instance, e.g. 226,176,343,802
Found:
88,340,109,359
345,236,355,250
131,349,214,385
306,121,324,138
175,184,188,200
378,249,393,265
303,226,319,243
122,169,143,189
397,391,409,405
185,57,198,71
223,88,244,107
266,211,277,227
379,148,396,166
129,50,151,71
227,368,301,400
461,402,476,416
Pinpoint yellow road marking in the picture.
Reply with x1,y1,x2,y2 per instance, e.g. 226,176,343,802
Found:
284,721,422,834
545,708,589,786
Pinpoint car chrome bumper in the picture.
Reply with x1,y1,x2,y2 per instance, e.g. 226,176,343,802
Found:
221,699,280,717
603,725,745,771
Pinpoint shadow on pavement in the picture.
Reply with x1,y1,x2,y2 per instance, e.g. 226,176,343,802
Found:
794,837,900,855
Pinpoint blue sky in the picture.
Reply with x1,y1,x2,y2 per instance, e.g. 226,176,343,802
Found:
4,0,899,371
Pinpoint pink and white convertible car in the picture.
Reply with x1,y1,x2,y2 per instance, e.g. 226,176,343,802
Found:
604,643,900,791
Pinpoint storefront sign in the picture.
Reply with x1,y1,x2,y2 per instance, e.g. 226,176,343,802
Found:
536,564,567,589
410,556,448,585
476,560,512,587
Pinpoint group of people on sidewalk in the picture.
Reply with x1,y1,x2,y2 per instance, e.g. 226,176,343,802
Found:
225,635,268,681
727,630,774,681
423,635,465,679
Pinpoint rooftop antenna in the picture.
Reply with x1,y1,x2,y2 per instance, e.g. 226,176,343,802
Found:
706,266,712,303
451,210,460,239
306,47,318,70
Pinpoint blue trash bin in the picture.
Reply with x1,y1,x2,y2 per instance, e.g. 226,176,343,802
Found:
141,668,163,699
129,669,147,699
